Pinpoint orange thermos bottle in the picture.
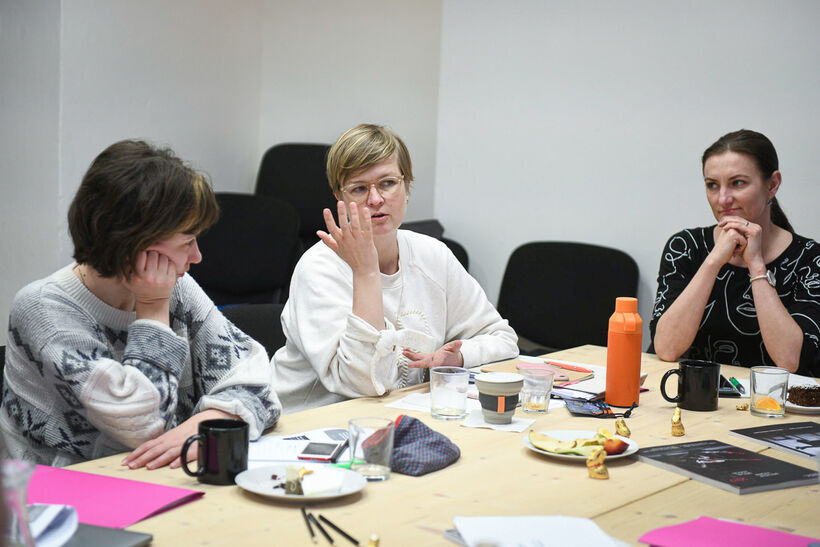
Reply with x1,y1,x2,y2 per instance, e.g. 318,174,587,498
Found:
605,297,643,408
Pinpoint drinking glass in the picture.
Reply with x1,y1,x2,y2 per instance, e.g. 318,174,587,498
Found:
348,417,394,481
430,367,469,420
2,459,36,547
520,369,555,413
750,366,788,418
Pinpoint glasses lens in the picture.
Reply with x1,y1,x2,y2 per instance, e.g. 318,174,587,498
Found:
343,177,402,203
378,177,401,198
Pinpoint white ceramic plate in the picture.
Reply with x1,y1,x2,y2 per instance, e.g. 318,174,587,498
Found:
786,380,820,415
235,464,366,502
523,429,639,462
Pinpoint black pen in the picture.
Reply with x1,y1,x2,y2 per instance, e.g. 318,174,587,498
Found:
729,377,745,394
302,506,317,544
319,514,360,546
309,513,335,545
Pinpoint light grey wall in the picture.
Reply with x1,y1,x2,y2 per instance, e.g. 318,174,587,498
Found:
57,0,267,262
258,0,442,222
435,0,820,343
2,1,817,352
0,0,268,343
0,0,61,343
0,0,443,345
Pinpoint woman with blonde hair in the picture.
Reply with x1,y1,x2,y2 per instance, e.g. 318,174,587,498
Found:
273,124,518,412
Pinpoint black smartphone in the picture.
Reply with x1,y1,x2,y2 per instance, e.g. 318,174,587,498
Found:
719,374,741,397
297,440,348,462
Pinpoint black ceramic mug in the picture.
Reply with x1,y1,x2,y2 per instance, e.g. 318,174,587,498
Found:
660,359,720,411
181,419,249,485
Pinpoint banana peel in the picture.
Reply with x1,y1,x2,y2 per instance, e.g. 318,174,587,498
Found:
528,431,609,457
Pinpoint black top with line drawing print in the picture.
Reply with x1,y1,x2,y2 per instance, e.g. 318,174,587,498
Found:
649,226,820,377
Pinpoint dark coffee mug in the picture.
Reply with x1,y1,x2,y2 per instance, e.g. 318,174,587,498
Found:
660,359,720,411
181,419,249,485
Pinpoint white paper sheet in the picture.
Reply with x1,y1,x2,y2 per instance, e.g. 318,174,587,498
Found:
248,427,350,467
460,409,535,432
452,515,629,547
385,391,483,413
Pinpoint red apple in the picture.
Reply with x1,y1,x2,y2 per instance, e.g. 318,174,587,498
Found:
603,437,628,455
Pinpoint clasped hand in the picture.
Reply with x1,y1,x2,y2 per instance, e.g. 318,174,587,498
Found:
317,201,379,274
404,340,464,368
713,216,764,268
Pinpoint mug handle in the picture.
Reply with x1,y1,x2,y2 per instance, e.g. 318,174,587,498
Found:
181,434,205,477
660,369,682,403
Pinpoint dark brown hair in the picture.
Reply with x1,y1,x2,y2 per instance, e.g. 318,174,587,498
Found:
702,129,793,232
68,139,219,278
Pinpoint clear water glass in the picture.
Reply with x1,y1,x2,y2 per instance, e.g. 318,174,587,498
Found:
430,367,469,420
749,366,788,418
520,369,555,413
2,459,36,547
348,417,394,481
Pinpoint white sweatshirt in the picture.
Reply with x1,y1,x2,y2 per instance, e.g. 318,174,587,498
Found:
273,230,518,414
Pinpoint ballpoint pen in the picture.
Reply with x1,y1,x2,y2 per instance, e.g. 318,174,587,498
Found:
729,377,745,394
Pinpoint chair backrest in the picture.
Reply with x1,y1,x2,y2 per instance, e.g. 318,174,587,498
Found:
189,193,300,307
221,303,286,359
441,237,469,271
255,143,335,250
497,241,639,350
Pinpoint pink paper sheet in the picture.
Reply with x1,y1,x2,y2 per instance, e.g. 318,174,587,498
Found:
639,516,818,547
28,465,204,528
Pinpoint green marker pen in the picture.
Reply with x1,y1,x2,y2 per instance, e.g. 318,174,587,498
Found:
729,376,745,394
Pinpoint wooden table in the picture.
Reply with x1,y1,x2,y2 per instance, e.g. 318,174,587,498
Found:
69,345,820,545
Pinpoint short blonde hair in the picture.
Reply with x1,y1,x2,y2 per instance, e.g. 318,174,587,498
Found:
326,124,413,195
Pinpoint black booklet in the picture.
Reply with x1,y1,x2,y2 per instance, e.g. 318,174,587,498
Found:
729,421,820,460
638,439,818,495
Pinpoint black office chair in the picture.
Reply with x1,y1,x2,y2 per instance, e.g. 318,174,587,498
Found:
497,241,639,354
222,303,286,359
442,237,469,271
190,193,300,307
401,219,470,271
255,143,334,252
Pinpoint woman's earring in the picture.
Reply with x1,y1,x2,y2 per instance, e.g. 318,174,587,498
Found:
767,199,772,205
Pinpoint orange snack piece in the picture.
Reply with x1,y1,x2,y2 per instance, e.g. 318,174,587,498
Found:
754,397,782,411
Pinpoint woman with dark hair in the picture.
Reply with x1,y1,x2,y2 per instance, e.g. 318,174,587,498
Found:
651,129,820,376
1,140,281,468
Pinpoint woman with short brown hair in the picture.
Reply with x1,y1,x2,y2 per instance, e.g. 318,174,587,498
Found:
1,140,281,468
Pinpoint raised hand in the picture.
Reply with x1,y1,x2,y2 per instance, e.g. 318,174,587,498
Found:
317,201,379,275
404,340,464,369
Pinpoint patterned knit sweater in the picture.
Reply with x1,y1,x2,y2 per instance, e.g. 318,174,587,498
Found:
1,264,281,466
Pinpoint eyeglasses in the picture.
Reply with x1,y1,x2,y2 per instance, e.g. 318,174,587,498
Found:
340,176,404,204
